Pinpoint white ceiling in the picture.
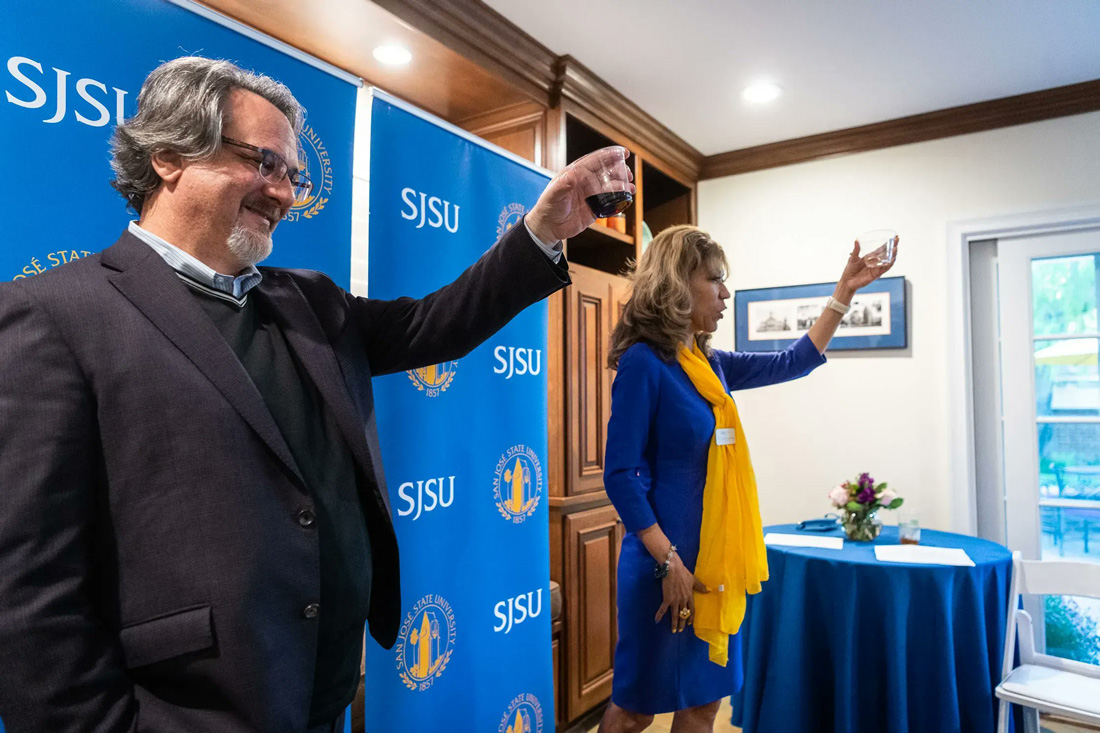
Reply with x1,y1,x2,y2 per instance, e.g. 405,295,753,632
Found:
482,0,1100,156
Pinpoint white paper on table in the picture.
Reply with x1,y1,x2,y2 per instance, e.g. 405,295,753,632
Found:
764,533,844,550
874,545,975,567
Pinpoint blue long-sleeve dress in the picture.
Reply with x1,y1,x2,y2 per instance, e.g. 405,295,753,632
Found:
604,335,826,714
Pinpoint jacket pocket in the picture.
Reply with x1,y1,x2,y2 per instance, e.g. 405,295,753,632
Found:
120,605,214,669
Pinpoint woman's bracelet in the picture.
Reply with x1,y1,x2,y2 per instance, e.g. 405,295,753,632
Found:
825,296,851,315
654,544,678,579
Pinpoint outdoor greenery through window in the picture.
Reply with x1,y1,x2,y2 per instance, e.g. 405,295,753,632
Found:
1044,594,1100,664
1031,254,1098,337
1032,252,1100,664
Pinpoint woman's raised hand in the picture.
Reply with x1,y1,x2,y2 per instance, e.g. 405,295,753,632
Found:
839,237,900,293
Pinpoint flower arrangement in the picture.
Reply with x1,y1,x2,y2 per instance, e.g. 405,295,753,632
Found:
828,472,903,541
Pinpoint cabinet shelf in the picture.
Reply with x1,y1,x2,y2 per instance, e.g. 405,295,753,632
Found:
561,111,696,275
641,160,692,239
566,225,636,276
584,223,634,246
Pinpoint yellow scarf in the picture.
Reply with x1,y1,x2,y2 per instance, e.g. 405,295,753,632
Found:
678,341,769,666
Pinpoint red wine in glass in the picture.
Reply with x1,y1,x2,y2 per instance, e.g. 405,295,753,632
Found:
586,191,633,218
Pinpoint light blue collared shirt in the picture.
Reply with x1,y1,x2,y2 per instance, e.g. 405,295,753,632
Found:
128,221,263,298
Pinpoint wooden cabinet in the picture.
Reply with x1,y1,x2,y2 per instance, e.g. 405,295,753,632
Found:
562,264,633,497
610,277,630,336
565,265,614,496
556,103,696,279
459,101,548,168
556,265,636,725
563,504,624,721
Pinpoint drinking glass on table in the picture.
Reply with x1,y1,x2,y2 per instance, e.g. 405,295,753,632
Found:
898,509,921,545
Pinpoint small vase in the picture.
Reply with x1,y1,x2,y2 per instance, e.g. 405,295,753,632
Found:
843,510,882,542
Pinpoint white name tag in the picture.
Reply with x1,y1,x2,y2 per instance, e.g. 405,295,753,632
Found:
715,428,736,446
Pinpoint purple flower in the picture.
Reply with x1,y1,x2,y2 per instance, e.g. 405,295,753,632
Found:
856,486,876,504
858,472,874,490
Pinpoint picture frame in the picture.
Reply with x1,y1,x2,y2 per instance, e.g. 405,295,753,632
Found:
733,276,907,352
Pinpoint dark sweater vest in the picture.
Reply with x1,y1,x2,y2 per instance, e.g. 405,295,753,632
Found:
188,282,370,726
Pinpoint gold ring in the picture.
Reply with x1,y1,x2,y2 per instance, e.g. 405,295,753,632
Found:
678,608,692,619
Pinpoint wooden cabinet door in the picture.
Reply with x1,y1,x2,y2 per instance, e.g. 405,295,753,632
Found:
566,264,623,496
610,276,631,334
563,504,625,720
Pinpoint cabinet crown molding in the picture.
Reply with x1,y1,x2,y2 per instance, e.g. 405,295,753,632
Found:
553,55,703,180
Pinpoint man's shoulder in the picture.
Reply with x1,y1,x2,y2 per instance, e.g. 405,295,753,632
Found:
0,253,116,339
1,228,146,301
259,267,353,334
260,266,347,301
1,251,108,299
263,266,335,286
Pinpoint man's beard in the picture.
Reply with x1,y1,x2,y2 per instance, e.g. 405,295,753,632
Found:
227,224,273,267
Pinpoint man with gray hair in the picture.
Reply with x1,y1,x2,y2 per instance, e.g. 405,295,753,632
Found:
0,56,633,732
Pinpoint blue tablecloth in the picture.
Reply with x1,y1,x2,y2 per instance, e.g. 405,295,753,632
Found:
730,524,1013,733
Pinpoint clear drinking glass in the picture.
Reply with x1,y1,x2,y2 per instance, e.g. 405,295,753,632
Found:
898,509,921,545
584,147,633,218
857,229,898,267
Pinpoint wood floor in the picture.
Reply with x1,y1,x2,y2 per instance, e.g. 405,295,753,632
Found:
585,697,739,733
582,698,1097,732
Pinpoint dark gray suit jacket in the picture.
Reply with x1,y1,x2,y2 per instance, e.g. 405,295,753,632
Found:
0,224,569,732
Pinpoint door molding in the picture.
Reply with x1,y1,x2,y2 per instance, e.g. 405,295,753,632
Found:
947,205,1100,535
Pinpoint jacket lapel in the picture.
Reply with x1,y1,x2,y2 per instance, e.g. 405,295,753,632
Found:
101,232,306,489
253,272,379,483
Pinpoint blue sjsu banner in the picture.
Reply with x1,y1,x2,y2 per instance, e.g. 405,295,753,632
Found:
0,0,356,287
363,91,555,733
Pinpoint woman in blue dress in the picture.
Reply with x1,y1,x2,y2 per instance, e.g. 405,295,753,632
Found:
598,225,898,732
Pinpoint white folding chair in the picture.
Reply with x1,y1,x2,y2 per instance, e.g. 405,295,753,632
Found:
996,551,1100,733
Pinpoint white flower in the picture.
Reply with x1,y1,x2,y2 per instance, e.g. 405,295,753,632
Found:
879,488,898,506
828,485,849,508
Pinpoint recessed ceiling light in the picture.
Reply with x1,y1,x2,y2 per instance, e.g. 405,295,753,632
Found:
373,44,412,67
742,82,783,104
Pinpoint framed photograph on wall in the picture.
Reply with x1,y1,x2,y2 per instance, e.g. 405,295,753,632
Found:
734,276,907,352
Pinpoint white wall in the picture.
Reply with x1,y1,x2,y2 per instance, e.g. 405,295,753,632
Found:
698,111,1100,531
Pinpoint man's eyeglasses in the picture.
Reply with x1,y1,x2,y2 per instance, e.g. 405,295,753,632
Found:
220,136,313,204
